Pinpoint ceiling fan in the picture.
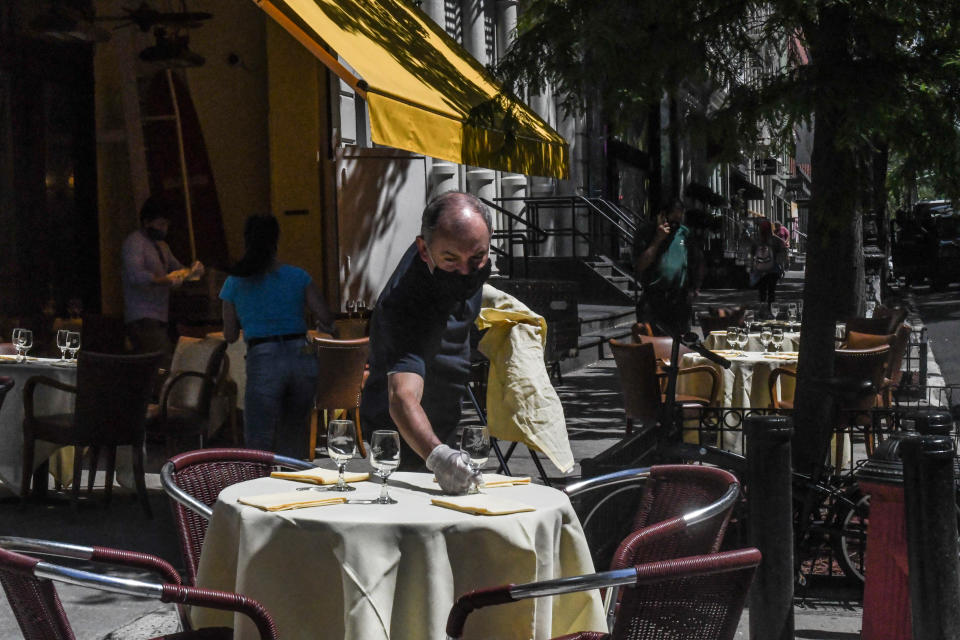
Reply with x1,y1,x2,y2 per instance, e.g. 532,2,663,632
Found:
30,1,212,67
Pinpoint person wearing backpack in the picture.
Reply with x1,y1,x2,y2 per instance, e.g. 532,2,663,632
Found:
635,199,701,335
750,219,788,313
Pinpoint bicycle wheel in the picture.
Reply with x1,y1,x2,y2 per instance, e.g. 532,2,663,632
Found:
835,491,870,584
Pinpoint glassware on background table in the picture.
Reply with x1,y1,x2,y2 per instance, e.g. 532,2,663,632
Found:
787,303,798,321
56,330,70,363
357,299,368,316
13,328,33,362
736,328,749,352
369,430,400,504
460,425,490,493
743,310,755,327
770,303,780,320
726,326,739,350
760,328,773,352
66,331,81,361
326,419,358,492
771,328,784,352
345,299,357,317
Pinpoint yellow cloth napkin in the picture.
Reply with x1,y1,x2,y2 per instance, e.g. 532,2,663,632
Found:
238,491,347,512
482,474,531,487
763,353,798,360
270,468,369,485
431,494,535,516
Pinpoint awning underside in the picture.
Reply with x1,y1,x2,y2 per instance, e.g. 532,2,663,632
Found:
256,0,569,179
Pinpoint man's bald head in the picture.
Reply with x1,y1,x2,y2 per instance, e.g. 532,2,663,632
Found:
420,192,492,245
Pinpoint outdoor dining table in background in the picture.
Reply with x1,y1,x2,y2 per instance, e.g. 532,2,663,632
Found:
192,471,606,640
704,330,801,353
0,355,76,493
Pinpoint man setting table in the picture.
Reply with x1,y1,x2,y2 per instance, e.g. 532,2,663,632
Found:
360,191,492,494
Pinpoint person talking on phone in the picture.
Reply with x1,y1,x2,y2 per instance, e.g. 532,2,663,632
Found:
634,199,701,336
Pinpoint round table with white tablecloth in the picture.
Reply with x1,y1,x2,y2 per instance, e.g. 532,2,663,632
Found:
0,356,77,493
193,472,606,640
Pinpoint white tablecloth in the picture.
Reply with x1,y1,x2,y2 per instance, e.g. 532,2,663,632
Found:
193,472,606,640
0,357,77,493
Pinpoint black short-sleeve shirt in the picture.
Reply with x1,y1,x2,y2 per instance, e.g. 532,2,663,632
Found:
359,243,482,446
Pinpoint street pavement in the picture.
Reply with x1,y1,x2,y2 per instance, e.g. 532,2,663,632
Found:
0,271,954,639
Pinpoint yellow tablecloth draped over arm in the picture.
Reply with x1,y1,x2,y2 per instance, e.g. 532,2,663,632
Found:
476,285,574,473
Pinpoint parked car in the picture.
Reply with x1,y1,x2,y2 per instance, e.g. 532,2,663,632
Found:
892,201,960,290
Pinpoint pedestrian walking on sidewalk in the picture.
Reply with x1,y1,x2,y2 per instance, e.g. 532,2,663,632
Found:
750,219,788,314
634,199,702,335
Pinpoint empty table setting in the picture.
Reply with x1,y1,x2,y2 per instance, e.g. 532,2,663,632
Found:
0,354,77,493
192,470,605,640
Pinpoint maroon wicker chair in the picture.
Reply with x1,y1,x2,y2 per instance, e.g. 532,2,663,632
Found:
160,448,314,585
564,465,740,620
0,541,277,639
446,548,761,640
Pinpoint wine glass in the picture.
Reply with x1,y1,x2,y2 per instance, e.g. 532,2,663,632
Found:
743,310,755,327
356,299,368,316
369,430,401,504
760,328,773,352
770,303,780,320
11,328,24,362
460,425,490,493
345,299,357,317
736,328,749,352
56,329,70,363
14,329,33,362
726,326,739,351
771,327,784,352
326,419,357,492
66,331,81,361
787,303,798,321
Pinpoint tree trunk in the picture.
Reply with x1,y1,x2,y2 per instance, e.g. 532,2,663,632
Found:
791,4,863,472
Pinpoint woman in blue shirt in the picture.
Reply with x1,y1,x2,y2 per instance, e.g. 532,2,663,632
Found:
220,215,335,457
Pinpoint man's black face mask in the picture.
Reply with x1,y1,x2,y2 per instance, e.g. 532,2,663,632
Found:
145,226,166,242
430,258,492,302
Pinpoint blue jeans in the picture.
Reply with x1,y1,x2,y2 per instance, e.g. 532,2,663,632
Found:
244,340,318,458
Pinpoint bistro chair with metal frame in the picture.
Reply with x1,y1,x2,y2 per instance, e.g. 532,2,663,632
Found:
0,542,278,640
160,447,314,586
445,548,761,640
564,465,740,623
20,351,161,516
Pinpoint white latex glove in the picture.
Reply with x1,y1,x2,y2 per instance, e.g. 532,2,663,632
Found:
426,444,482,494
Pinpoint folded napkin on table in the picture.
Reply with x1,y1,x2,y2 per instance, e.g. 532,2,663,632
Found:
433,473,532,487
764,353,799,360
431,494,535,516
238,492,347,512
271,467,369,485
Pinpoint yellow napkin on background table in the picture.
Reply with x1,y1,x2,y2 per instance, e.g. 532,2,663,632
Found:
271,467,369,485
238,491,347,512
764,353,798,360
431,494,535,516
481,474,531,487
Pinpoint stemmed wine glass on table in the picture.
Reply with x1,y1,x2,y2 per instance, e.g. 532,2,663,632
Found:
56,330,70,364
736,328,749,354
770,303,780,320
760,328,773,353
12,328,32,363
369,430,400,504
460,425,490,493
771,328,785,352
326,419,357,492
66,332,81,362
726,326,739,352
345,300,357,318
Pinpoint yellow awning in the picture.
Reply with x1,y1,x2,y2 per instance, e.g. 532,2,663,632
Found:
254,0,568,179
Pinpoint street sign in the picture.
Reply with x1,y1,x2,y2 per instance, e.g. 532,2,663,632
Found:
754,158,777,175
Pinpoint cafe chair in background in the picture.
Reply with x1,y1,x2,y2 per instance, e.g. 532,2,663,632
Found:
0,376,13,409
564,465,740,619
632,335,693,371
835,345,891,458
446,548,760,640
630,322,655,341
311,336,370,459
160,448,314,586
21,351,161,516
0,542,278,640
609,340,719,435
768,367,797,409
145,337,234,457
333,316,370,340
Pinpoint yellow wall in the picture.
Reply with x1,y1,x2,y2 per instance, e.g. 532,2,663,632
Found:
266,20,331,288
